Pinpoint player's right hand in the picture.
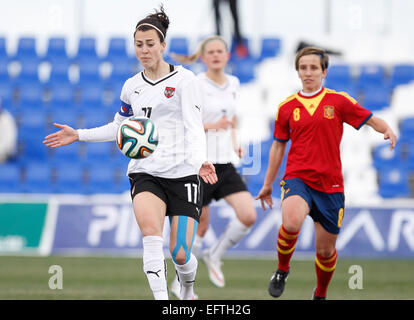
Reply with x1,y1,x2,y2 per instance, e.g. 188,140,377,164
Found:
199,161,218,185
255,185,273,211
43,123,79,148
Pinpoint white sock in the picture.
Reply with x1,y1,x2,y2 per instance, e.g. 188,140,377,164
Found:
210,219,251,261
142,236,168,300
174,254,198,300
192,234,203,257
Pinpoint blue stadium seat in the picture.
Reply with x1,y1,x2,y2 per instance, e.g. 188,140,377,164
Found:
47,58,72,85
0,162,21,193
106,59,134,86
18,109,48,139
378,167,411,198
82,111,111,128
75,37,98,61
54,163,84,193
105,82,124,108
113,175,131,193
372,143,402,171
86,164,117,194
361,86,391,111
47,83,75,110
0,56,10,83
168,37,189,56
0,37,10,84
76,82,105,112
324,81,358,99
49,142,81,164
231,58,256,83
405,144,414,172
22,162,53,193
45,37,69,62
400,118,414,170
106,37,129,60
111,149,131,168
400,117,414,137
390,64,414,88
324,64,354,88
257,37,281,62
0,37,8,59
0,82,13,107
16,83,44,110
15,37,39,61
14,58,40,85
20,135,48,162
77,57,102,85
357,64,388,90
49,109,78,129
230,36,251,61
84,142,114,162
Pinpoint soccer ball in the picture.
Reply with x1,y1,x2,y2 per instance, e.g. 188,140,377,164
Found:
116,117,159,159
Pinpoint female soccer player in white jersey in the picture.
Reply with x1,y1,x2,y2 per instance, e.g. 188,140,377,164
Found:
43,6,217,300
170,36,257,297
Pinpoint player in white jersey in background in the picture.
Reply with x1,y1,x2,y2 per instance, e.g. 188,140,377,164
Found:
170,36,257,297
43,6,217,300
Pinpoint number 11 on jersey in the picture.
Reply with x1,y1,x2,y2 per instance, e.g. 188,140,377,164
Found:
184,183,198,204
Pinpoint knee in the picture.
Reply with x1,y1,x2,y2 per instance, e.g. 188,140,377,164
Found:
239,209,257,227
172,252,187,265
316,246,336,258
282,215,303,233
140,226,161,237
170,247,190,265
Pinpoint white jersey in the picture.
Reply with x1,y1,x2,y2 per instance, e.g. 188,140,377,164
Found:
78,65,207,179
197,72,239,164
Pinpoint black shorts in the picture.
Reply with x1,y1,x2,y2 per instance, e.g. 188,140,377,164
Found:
129,172,203,222
202,163,247,206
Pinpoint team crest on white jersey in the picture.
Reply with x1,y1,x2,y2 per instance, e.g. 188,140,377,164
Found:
164,87,175,98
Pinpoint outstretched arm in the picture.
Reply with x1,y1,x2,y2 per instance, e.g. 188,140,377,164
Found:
366,116,397,150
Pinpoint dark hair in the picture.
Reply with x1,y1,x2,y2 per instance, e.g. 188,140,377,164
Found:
134,5,170,42
295,46,329,71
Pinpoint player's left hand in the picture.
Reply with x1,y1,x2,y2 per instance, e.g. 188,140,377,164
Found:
199,161,218,185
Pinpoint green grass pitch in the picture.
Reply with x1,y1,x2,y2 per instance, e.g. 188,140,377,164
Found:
0,256,413,300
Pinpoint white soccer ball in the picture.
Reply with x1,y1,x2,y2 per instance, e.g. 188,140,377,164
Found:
116,117,159,159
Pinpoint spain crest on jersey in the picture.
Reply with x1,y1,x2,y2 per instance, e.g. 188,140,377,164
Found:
324,105,335,119
164,87,175,98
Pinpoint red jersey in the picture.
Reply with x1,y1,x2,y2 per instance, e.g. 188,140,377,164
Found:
273,87,372,193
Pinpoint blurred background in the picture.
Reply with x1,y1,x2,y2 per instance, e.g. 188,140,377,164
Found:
0,0,413,299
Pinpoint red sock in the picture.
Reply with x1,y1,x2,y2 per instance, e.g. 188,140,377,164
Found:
314,250,337,298
277,225,299,273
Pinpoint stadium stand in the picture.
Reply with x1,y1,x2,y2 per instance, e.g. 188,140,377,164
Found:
390,64,414,89
0,162,20,193
45,37,69,63
257,37,281,63
0,34,412,200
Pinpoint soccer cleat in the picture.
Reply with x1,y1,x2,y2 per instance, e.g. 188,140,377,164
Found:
170,276,199,300
311,288,326,300
268,269,289,298
202,250,225,288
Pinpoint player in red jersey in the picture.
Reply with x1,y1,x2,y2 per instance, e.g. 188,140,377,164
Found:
255,46,397,300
